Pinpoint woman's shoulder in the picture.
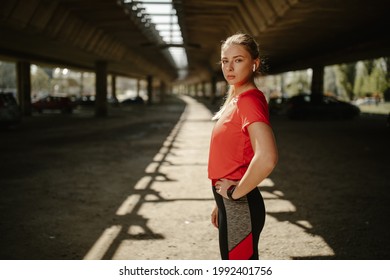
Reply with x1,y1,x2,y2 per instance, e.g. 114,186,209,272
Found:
238,88,267,104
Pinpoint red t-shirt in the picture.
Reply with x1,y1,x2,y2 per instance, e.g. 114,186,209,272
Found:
208,89,270,182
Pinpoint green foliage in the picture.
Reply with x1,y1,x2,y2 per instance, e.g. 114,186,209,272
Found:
324,57,388,100
31,67,50,95
283,70,311,96
0,61,16,89
334,63,355,100
353,58,388,98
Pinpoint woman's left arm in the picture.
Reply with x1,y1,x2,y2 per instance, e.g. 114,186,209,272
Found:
217,122,278,199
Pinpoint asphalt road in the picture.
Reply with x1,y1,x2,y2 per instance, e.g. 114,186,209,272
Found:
0,95,389,260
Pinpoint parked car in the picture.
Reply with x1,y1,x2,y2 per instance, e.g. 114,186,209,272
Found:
120,96,145,105
77,95,95,107
269,96,289,115
32,95,76,114
286,94,360,120
0,92,21,126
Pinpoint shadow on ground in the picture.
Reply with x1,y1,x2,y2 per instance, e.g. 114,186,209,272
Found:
268,113,390,259
1,95,389,259
0,97,187,259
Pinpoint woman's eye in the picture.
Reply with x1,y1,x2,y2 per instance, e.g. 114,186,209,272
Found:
235,59,242,63
221,60,228,64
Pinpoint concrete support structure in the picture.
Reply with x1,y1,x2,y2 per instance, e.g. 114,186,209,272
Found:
137,79,141,97
95,61,108,117
147,75,153,105
160,80,166,104
111,75,118,105
201,81,206,98
16,61,32,116
211,75,217,104
311,65,324,103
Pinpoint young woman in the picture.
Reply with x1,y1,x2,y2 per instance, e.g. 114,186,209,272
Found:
208,33,278,260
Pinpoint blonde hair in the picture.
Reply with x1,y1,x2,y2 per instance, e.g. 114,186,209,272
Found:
213,33,261,120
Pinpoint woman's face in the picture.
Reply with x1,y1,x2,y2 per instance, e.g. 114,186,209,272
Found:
221,44,256,87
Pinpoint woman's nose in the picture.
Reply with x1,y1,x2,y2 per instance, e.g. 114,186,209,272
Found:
225,62,233,71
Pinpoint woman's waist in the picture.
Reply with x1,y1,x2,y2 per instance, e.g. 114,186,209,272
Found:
211,178,241,186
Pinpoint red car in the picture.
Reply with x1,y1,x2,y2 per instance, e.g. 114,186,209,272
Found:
32,95,76,114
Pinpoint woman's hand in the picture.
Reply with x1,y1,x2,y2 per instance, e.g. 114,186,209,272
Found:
215,178,239,199
211,205,218,228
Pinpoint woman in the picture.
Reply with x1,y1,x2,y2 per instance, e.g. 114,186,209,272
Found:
208,33,278,260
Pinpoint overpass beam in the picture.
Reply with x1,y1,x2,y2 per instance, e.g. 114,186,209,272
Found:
311,65,324,103
95,61,108,117
16,61,32,116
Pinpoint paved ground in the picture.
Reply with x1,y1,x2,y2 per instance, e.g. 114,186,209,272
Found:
0,95,389,260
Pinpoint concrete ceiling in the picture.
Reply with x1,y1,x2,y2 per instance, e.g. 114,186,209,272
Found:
0,0,389,84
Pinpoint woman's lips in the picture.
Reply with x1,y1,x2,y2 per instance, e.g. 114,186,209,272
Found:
226,75,235,80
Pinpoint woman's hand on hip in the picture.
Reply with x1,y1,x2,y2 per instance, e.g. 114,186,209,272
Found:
215,178,239,199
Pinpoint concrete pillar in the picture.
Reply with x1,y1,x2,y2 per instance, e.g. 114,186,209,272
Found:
311,65,324,103
137,79,141,97
95,61,108,117
16,61,31,116
111,75,118,106
160,80,166,104
79,72,84,97
202,81,206,98
211,75,217,104
147,75,153,105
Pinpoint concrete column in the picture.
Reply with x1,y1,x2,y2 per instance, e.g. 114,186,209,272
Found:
202,81,206,98
147,75,153,105
79,72,84,97
160,80,166,104
137,79,141,97
95,61,108,117
111,75,118,106
16,61,32,116
211,75,217,104
311,65,324,103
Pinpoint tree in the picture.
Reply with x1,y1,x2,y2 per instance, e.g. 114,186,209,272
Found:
384,57,390,101
324,66,338,96
354,58,388,98
0,61,16,90
31,66,50,97
336,63,356,100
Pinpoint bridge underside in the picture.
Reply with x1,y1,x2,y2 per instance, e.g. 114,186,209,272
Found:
0,0,389,83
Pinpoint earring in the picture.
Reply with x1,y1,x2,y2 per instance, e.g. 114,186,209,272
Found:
253,64,256,72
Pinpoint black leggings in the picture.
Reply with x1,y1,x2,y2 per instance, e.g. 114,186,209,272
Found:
212,186,266,260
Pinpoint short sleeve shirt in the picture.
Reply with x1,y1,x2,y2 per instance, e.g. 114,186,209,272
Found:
208,89,270,181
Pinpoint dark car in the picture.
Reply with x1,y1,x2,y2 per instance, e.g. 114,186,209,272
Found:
286,94,360,120
120,96,145,105
77,95,95,106
32,95,76,114
269,96,289,115
0,92,21,126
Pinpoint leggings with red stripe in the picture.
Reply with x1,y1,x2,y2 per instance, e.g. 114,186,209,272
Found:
212,186,266,260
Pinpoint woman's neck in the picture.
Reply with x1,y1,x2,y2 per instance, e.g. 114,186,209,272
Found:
232,81,257,97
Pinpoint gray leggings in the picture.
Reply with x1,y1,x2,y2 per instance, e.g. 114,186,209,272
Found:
212,186,266,260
